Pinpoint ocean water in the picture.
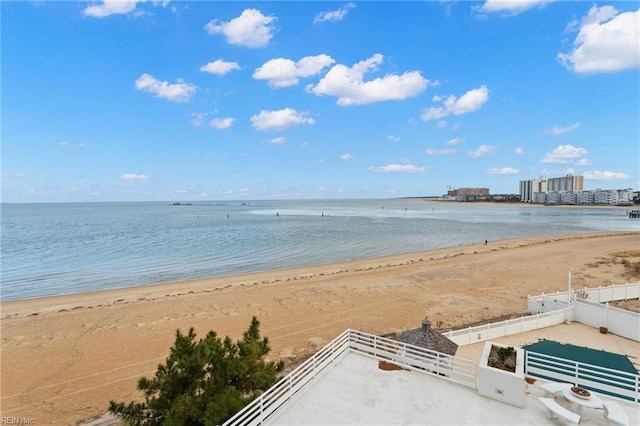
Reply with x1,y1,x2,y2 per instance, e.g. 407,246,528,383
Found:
1,199,637,300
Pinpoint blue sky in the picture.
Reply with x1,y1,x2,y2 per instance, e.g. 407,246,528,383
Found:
2,1,639,202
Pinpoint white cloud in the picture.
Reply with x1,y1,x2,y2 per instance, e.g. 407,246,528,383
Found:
387,135,400,142
83,1,141,18
59,141,86,148
204,9,276,48
549,121,580,135
135,73,196,103
340,154,355,160
250,108,315,131
82,0,171,17
541,144,588,164
446,137,463,146
515,147,525,154
584,170,631,180
426,148,456,155
467,144,496,158
253,55,335,88
476,0,555,16
121,173,149,182
576,158,592,166
486,167,520,175
421,85,489,121
270,137,286,144
558,6,640,74
314,3,356,23
369,164,426,173
307,54,431,105
200,59,241,75
1,172,25,178
210,117,234,129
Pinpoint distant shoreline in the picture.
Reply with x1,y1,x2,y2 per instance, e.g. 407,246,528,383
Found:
407,198,635,210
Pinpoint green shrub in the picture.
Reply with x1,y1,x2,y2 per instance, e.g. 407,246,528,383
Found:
109,317,284,425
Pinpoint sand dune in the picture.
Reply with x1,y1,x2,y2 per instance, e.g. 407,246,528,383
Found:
1,231,638,425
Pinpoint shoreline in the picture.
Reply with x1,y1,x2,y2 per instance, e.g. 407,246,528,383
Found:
4,230,637,317
2,231,639,425
3,200,636,302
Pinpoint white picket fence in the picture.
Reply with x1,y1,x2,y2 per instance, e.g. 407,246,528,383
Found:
528,281,640,311
444,281,639,346
442,309,567,346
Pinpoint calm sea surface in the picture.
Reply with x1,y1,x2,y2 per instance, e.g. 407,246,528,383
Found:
1,199,638,300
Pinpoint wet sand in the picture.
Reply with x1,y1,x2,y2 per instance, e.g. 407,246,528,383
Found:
1,231,638,424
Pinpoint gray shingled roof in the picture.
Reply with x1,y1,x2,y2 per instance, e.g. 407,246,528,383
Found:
396,318,458,356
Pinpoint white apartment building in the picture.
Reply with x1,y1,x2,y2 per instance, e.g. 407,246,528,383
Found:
533,192,547,204
560,191,577,204
519,177,547,202
519,174,633,205
545,191,561,204
593,188,634,205
576,190,594,204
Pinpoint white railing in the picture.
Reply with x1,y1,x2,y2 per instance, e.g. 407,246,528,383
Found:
346,329,477,389
526,281,640,342
442,309,566,346
580,281,640,303
528,281,640,311
527,293,570,314
223,329,477,426
525,351,640,404
223,329,351,426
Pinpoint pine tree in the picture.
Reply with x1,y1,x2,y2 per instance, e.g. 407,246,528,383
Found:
109,316,284,425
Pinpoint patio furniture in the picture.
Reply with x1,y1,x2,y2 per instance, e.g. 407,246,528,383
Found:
540,381,572,398
603,400,630,426
561,386,603,417
538,397,580,425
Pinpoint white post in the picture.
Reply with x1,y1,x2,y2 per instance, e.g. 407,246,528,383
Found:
566,268,573,324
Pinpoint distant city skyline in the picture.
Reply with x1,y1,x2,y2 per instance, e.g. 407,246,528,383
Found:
2,1,639,203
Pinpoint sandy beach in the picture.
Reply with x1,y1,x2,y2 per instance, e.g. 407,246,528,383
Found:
1,231,639,425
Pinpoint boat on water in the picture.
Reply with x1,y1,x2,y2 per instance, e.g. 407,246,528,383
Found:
627,209,640,218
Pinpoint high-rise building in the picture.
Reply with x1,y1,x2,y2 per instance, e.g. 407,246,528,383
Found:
518,177,547,202
447,187,489,197
520,175,585,203
547,174,583,192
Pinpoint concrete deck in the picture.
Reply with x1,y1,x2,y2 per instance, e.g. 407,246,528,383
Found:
265,351,638,425
264,323,639,425
88,323,640,425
